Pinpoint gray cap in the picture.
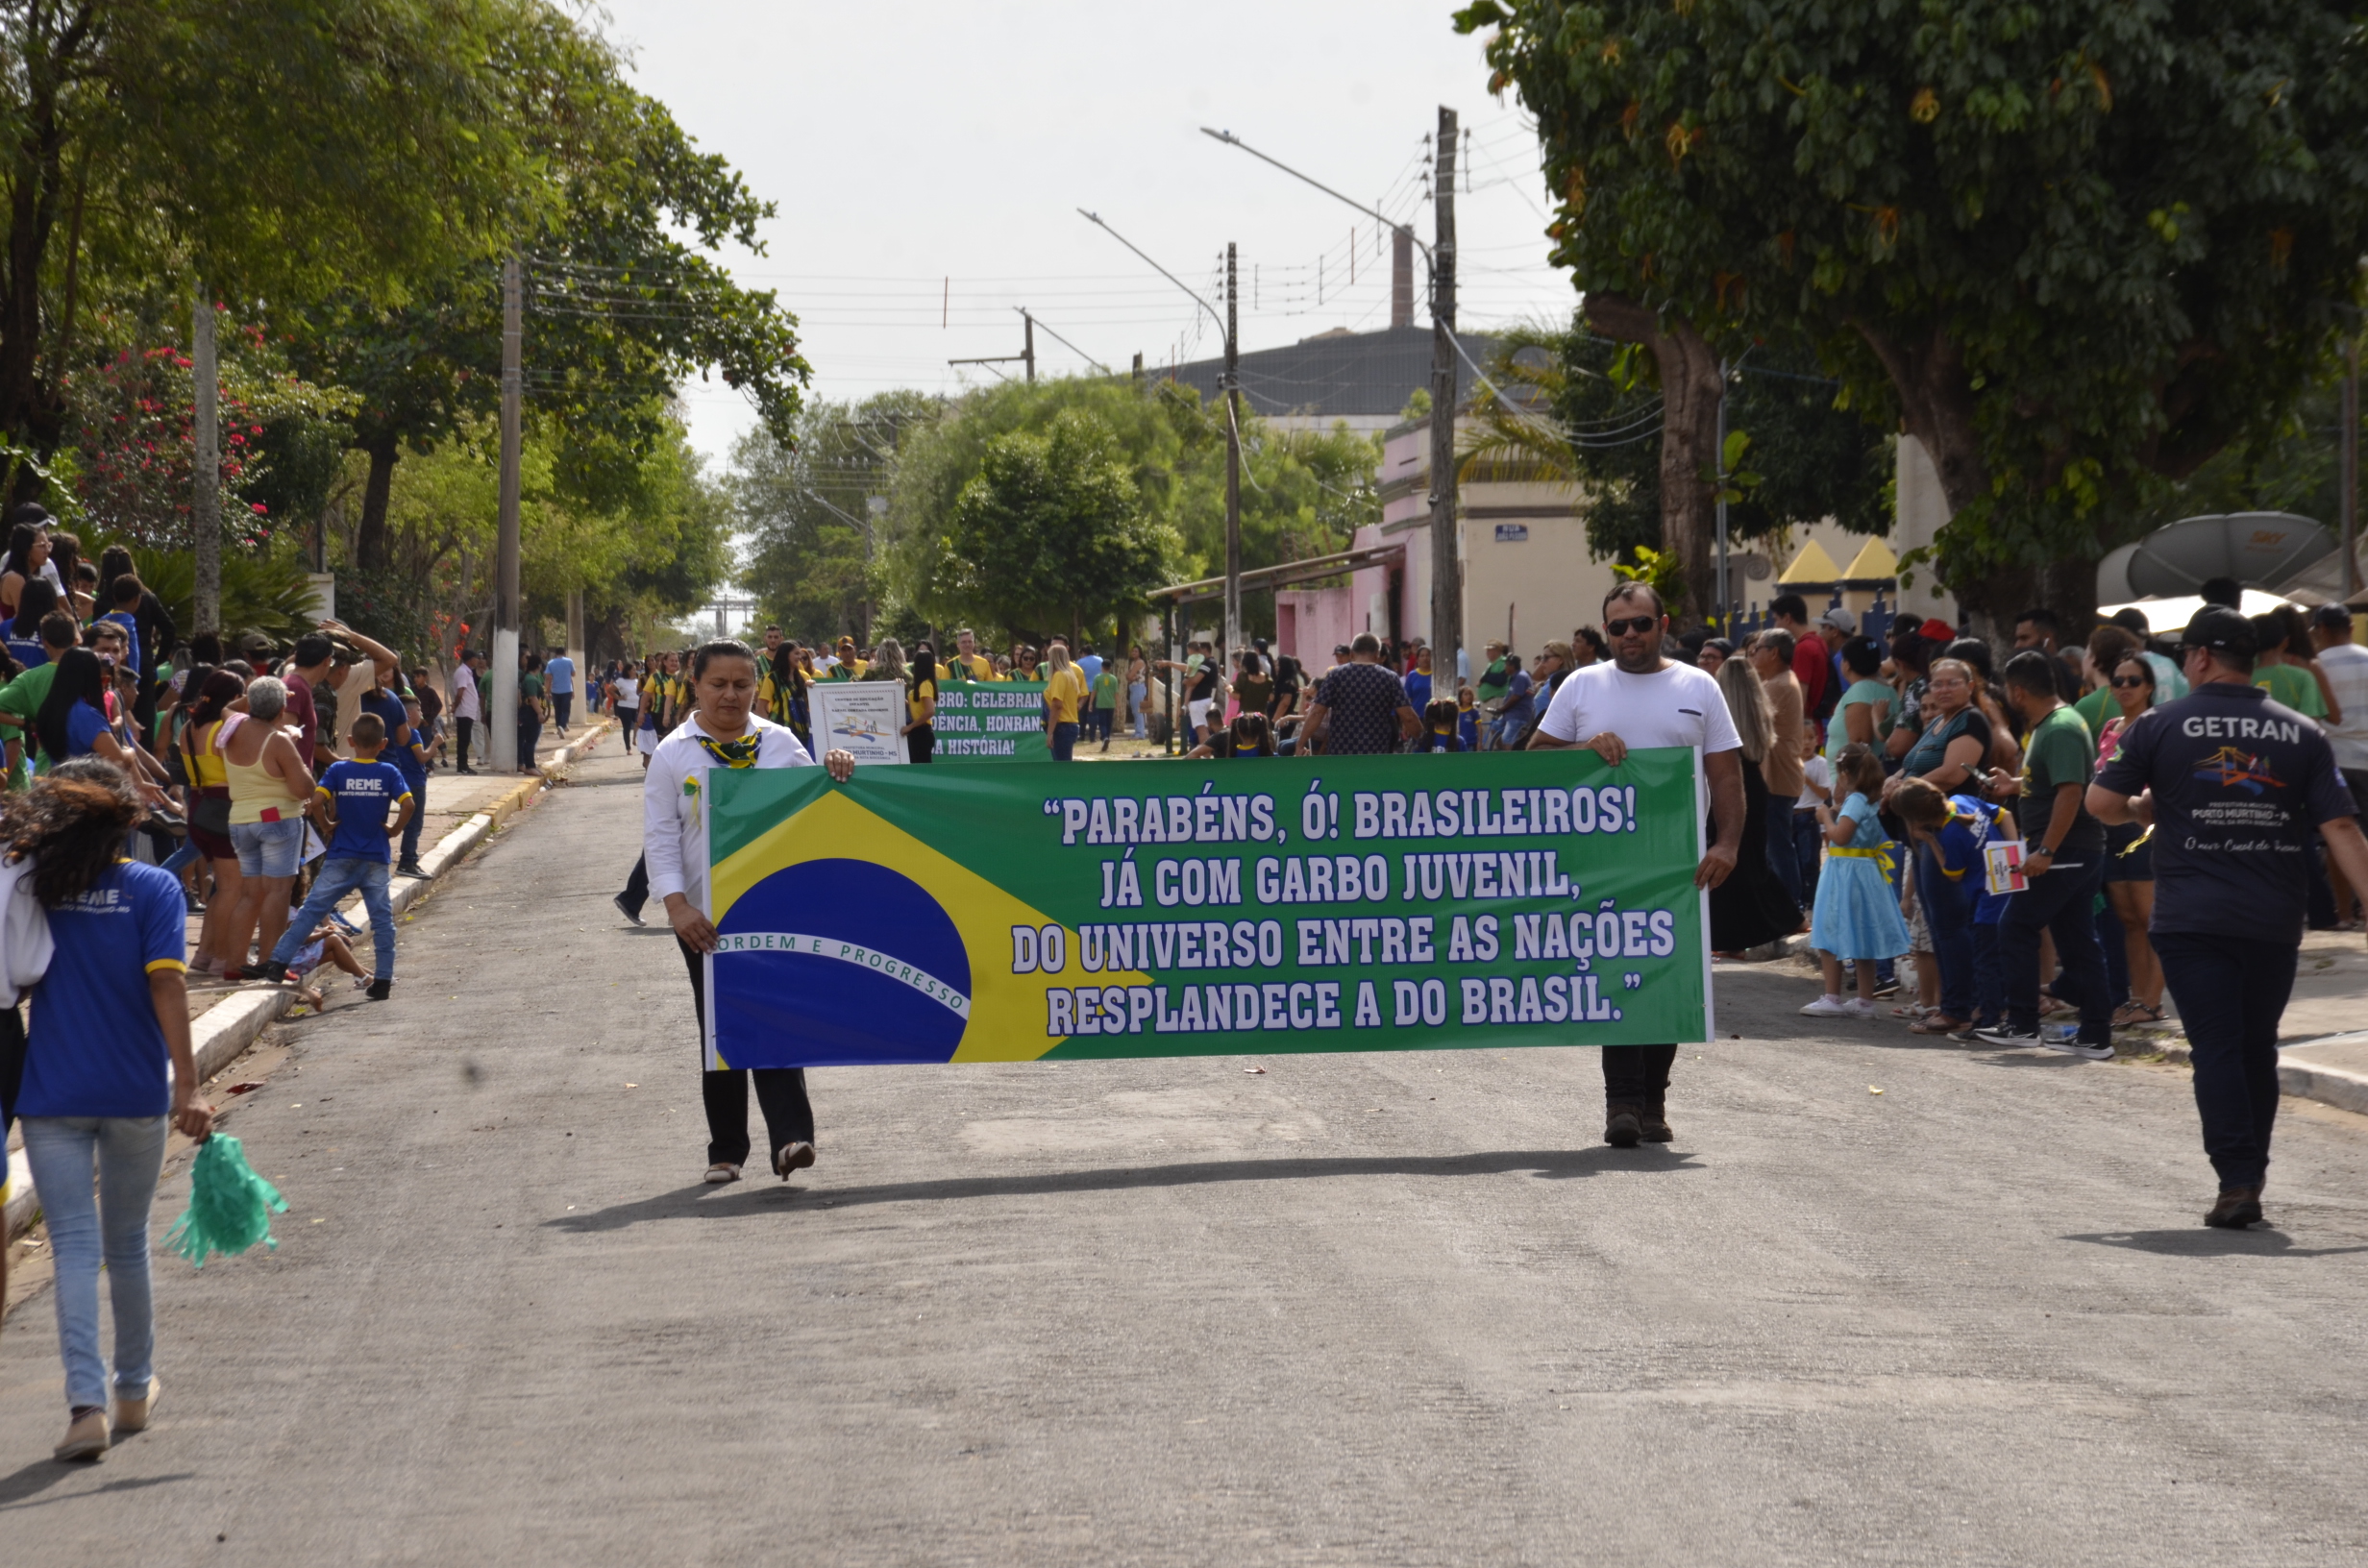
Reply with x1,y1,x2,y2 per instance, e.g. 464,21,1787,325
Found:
1816,606,1859,634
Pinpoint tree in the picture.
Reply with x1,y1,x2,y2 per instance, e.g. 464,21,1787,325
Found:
0,0,535,480
879,375,1376,644
284,15,807,571
1460,0,2368,630
733,393,936,645
1461,319,1890,589
930,409,1176,644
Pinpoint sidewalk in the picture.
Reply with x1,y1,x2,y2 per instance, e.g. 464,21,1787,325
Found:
2147,926,2368,1116
4,721,618,1243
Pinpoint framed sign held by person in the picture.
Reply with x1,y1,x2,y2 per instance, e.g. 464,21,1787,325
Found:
810,682,908,767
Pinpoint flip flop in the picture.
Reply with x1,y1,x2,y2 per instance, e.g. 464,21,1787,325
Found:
1908,1016,1966,1035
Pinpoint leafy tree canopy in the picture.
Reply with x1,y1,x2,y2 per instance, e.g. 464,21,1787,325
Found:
932,408,1176,645
876,375,1378,645
1460,0,2368,625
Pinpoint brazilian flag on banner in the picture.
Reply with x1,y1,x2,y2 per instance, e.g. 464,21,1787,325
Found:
703,748,1711,1069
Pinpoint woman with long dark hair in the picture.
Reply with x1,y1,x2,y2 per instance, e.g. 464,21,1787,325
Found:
179,670,250,975
47,528,89,620
1,519,51,619
10,758,212,1460
904,640,937,763
37,648,159,798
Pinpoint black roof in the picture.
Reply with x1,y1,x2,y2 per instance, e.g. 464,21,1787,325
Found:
1162,325,1500,421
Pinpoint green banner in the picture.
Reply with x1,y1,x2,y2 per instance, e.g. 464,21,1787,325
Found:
701,748,1710,1068
929,680,1049,761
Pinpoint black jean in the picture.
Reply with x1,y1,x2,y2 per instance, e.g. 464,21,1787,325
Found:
680,937,814,1166
2153,932,2297,1190
619,853,648,920
1602,1044,1678,1110
517,712,542,769
553,692,574,729
2000,855,2111,1043
455,716,476,771
0,1002,24,1133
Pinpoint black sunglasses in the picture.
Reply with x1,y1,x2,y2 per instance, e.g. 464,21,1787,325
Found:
1604,615,1661,637
2109,675,2150,688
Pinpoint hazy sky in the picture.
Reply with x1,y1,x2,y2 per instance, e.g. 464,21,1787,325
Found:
598,1,1575,463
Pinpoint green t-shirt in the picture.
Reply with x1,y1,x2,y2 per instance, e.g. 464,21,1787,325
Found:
1824,676,1894,760
2255,660,2323,718
1476,659,1509,703
0,661,57,784
2018,704,2105,860
2073,683,2113,740
1091,670,1119,709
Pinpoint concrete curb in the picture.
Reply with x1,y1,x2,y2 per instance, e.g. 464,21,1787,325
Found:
2136,1033,2368,1117
4,722,615,1243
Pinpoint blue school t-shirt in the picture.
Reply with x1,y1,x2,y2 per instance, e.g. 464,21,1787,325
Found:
2,617,45,669
1930,794,2010,923
16,860,188,1117
318,758,413,862
100,609,140,677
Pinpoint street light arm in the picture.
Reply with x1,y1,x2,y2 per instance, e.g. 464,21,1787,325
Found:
1077,209,1228,341
1016,306,1112,375
1199,128,1435,264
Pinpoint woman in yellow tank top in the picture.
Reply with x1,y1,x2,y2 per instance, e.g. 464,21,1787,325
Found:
215,676,313,980
178,670,245,976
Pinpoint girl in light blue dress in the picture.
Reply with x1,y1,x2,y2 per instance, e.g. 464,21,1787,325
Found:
1802,744,1912,1017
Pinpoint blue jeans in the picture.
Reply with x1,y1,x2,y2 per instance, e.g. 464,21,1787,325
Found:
1790,809,1823,904
1048,721,1079,761
1129,682,1147,739
397,770,427,867
1765,794,1804,907
1920,842,1976,1021
1972,921,2005,1026
273,856,396,978
19,1115,170,1409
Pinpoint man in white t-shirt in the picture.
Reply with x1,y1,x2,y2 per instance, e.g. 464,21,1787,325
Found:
1529,582,1746,1149
452,649,484,775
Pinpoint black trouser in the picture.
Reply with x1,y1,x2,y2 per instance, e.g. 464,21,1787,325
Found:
680,937,813,1166
619,853,648,920
554,692,574,729
2154,933,2296,1190
456,716,476,771
1602,1044,1678,1110
2001,856,2111,1044
517,710,542,769
908,723,933,764
0,1003,24,1134
614,706,636,740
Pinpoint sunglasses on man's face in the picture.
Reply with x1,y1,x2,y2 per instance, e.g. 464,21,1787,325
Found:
1604,615,1660,637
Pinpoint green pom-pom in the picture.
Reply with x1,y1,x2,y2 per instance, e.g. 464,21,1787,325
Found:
164,1135,289,1267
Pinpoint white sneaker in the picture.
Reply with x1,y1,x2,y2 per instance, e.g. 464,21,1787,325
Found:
1799,995,1849,1017
1840,997,1880,1018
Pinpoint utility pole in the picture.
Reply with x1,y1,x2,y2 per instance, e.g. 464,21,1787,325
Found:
1224,243,1243,672
1024,311,1036,383
566,589,585,686
1428,107,1461,681
191,284,220,636
2344,331,2359,602
1714,359,1731,628
488,255,523,772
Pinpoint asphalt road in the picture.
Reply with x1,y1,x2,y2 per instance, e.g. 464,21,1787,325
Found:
4,740,2366,1566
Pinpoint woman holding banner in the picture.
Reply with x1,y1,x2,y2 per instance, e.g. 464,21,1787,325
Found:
646,638,856,1185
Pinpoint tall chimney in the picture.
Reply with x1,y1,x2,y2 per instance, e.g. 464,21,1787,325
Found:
1391,225,1414,329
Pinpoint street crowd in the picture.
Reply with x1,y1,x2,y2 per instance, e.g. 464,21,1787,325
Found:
10,529,2363,1465
0,502,594,1461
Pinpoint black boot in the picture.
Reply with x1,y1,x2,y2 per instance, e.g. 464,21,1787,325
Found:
1640,1098,1673,1143
1604,1101,1643,1148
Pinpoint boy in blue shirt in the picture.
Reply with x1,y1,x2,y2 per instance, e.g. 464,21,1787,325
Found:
259,712,413,999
